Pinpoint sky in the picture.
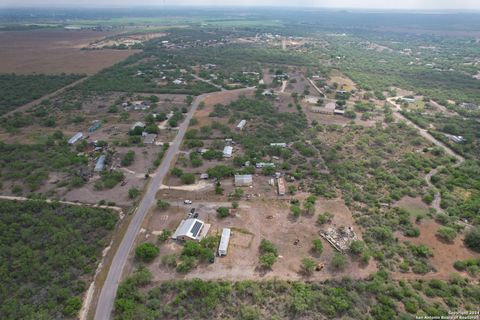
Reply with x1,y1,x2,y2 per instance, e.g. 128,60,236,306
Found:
2,0,480,10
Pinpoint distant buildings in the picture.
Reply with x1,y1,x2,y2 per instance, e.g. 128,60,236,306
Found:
460,103,478,110
94,155,106,172
132,101,150,111
68,132,83,145
236,119,247,130
234,174,253,187
172,218,209,241
223,146,233,158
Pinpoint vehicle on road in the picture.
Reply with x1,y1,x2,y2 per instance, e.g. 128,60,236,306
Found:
184,200,192,204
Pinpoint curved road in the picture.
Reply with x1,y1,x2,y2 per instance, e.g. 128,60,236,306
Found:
94,87,253,320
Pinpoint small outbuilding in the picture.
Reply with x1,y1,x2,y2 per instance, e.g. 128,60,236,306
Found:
218,228,231,257
223,146,233,158
94,155,106,172
236,119,247,130
235,174,253,187
68,132,83,145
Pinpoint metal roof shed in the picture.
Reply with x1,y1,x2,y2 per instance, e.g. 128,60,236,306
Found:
94,155,106,172
223,146,233,158
235,174,253,187
218,228,231,256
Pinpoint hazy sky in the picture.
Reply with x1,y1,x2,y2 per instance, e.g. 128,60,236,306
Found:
3,0,480,10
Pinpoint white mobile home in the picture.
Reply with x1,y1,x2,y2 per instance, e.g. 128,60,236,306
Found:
223,146,233,158
68,132,83,145
218,228,231,256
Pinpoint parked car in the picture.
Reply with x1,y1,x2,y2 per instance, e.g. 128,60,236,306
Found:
184,200,192,205
193,213,199,218
190,208,196,214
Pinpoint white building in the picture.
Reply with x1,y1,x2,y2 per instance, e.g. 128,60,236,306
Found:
172,218,209,241
256,162,275,169
218,228,231,256
131,122,146,130
94,155,106,172
234,174,253,187
68,132,83,145
223,146,233,158
236,120,247,130
270,143,287,148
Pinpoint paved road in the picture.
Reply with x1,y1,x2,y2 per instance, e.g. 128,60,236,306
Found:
2,76,90,118
94,87,253,320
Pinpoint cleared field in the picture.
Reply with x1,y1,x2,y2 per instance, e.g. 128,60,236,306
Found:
0,30,138,74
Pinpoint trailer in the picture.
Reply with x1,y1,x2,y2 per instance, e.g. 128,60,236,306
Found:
218,228,231,256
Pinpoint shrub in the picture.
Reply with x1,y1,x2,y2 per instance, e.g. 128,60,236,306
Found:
312,239,323,255
464,227,480,252
180,173,196,185
161,254,178,268
259,253,277,269
135,243,160,262
217,207,230,218
349,240,365,255
436,226,457,242
317,212,333,225
128,187,140,199
291,205,301,218
121,151,135,166
158,229,172,242
331,253,348,270
171,167,183,177
301,258,316,275
157,200,170,210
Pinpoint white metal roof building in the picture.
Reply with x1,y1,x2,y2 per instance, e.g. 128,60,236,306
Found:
94,155,106,172
223,146,233,158
172,218,206,241
234,174,253,187
236,119,247,130
68,132,83,145
270,143,287,147
218,228,231,256
131,122,146,130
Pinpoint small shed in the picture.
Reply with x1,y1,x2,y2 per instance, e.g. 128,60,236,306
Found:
223,146,233,158
236,119,247,130
218,228,231,256
88,120,101,133
94,155,106,172
235,174,253,187
143,133,157,144
68,132,83,145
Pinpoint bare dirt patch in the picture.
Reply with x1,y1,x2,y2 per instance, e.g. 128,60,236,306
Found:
0,30,138,74
394,218,480,280
143,198,376,282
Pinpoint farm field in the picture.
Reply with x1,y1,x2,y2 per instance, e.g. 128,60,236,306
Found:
0,30,138,74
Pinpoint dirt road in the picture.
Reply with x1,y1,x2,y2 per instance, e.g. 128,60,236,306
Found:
387,97,466,214
94,87,254,320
